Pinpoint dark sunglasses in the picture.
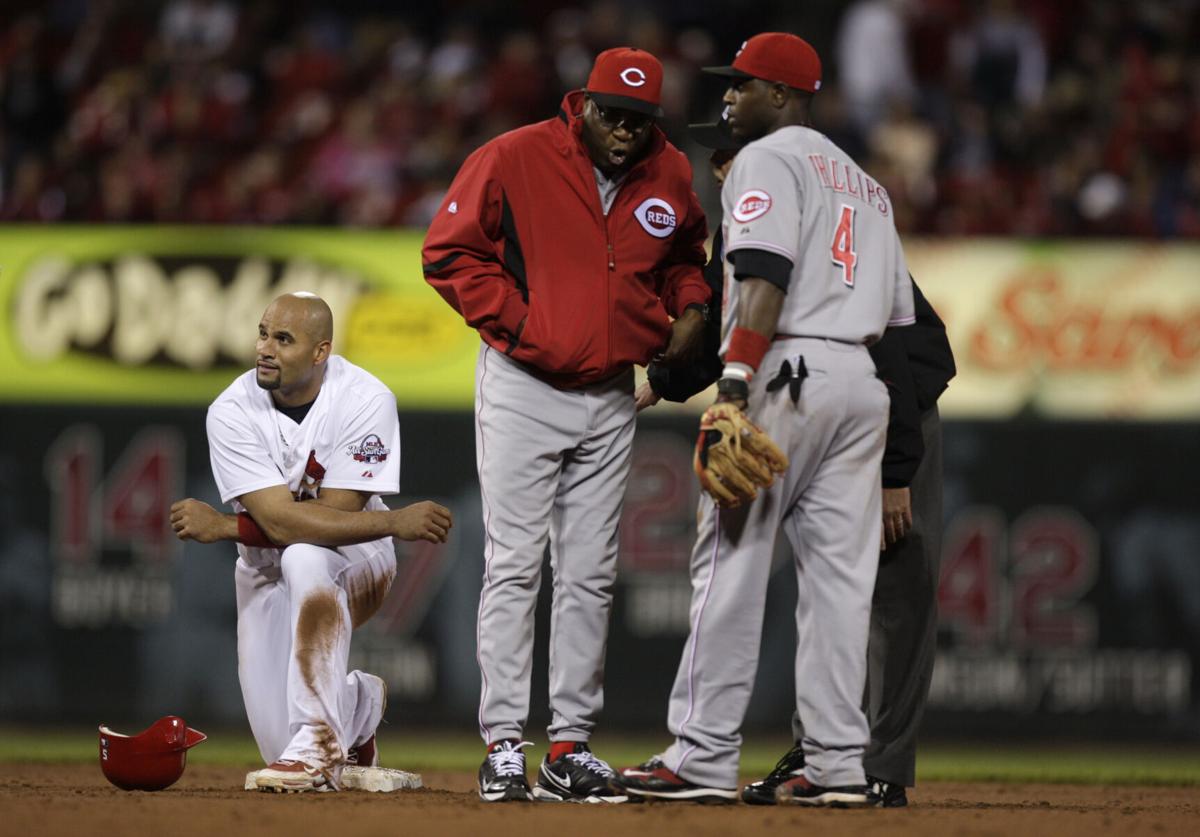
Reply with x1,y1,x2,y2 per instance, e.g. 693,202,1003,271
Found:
591,102,652,133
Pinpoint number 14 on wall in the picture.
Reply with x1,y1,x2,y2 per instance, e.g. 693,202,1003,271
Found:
45,425,183,565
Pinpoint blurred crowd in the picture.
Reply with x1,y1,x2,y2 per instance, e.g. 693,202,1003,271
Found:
2,0,1198,236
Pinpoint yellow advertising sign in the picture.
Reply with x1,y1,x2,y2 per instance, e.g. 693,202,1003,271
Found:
0,226,479,407
908,242,1200,419
2,228,1199,417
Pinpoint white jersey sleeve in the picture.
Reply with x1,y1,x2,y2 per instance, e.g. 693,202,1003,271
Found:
322,390,401,496
888,229,916,327
207,402,285,505
723,147,802,266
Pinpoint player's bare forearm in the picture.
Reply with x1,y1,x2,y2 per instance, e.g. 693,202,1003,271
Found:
239,485,452,546
170,499,239,544
737,277,785,338
660,307,706,365
240,486,398,546
305,489,452,543
266,505,405,546
304,487,371,513
716,277,786,409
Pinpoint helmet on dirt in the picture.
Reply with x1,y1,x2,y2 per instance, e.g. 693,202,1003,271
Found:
98,716,207,791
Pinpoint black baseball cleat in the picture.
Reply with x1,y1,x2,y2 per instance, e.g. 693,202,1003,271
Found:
478,740,534,802
613,757,737,804
533,742,627,803
741,743,805,805
775,774,871,807
867,775,909,808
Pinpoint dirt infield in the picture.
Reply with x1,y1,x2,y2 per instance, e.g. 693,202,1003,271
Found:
2,764,1196,837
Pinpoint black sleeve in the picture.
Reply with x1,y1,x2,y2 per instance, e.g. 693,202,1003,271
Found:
869,326,924,488
648,227,727,402
905,279,957,411
647,340,723,401
729,248,793,292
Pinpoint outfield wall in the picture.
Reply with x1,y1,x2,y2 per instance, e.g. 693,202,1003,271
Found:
0,406,1194,739
1,228,1197,739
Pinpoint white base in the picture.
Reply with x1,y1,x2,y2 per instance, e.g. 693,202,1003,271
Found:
341,766,423,793
244,767,422,793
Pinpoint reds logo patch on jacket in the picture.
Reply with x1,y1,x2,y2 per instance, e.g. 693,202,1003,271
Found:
421,90,710,388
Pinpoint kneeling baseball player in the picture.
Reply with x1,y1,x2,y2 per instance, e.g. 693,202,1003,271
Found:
171,292,451,792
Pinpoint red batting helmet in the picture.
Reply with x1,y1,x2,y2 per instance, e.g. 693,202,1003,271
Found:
99,716,207,791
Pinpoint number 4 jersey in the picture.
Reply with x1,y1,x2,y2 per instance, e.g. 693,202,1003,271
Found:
719,125,915,349
205,354,402,568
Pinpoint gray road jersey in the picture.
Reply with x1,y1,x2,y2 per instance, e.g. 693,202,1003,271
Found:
719,125,915,351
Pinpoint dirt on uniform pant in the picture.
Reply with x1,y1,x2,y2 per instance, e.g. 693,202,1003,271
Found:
2,764,1196,837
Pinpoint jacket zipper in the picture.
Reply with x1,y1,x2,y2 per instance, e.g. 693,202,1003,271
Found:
597,169,619,376
603,165,646,372
605,227,614,372
602,164,652,373
580,148,648,376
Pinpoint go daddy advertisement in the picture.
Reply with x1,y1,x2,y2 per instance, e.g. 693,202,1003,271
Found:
2,227,1199,417
0,226,473,407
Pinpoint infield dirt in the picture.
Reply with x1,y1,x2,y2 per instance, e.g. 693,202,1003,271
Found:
2,764,1196,837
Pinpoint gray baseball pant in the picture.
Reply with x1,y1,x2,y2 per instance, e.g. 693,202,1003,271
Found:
662,337,888,789
791,405,944,787
473,344,635,745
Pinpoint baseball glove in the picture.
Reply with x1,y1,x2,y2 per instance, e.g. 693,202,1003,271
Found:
693,403,789,508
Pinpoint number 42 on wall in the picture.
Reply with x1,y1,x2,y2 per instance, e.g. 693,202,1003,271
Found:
937,507,1099,649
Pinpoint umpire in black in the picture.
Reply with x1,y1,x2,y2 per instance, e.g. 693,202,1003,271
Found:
849,280,955,807
640,111,956,808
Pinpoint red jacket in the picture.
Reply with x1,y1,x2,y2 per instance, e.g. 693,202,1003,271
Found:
422,91,710,388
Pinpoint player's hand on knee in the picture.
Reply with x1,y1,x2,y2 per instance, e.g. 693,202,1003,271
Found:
392,501,453,543
169,498,226,543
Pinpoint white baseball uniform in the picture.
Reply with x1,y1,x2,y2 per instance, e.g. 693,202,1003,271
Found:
206,354,399,776
660,125,915,789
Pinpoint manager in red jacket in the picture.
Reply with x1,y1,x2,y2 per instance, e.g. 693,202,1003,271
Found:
422,47,710,804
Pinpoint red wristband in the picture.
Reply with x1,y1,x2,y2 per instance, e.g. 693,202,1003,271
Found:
726,327,771,373
237,512,278,548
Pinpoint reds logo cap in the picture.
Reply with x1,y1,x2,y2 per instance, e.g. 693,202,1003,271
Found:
585,47,665,117
704,32,822,94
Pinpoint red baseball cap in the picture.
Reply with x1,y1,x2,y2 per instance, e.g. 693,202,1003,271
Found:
704,33,822,93
585,47,665,117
